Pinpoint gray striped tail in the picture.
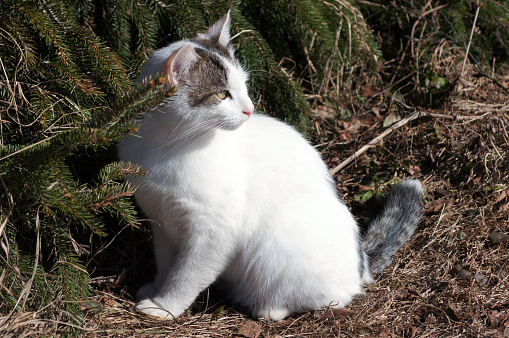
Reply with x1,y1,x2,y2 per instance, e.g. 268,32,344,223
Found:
362,179,424,275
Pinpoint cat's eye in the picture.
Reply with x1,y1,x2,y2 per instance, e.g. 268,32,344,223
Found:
215,90,230,100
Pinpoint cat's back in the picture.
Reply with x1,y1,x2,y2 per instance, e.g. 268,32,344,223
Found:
240,114,330,176
231,113,336,204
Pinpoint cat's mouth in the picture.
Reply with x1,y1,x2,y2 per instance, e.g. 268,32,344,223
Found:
214,114,251,131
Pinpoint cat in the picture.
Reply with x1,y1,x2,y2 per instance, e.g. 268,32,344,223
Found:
118,11,424,321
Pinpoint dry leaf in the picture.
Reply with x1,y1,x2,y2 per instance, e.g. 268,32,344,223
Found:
435,188,450,196
383,112,401,127
107,268,126,289
496,189,509,203
237,321,263,338
488,311,500,326
396,287,421,300
446,300,463,321
84,300,104,314
475,274,488,286
340,119,363,134
424,198,453,213
408,165,422,175
322,308,355,320
489,232,509,244
425,313,437,324
99,294,118,308
339,132,353,140
362,85,378,97
314,105,335,120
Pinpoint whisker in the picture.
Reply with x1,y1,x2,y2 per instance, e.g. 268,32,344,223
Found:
179,125,221,153
162,126,212,152
154,118,222,153
165,115,189,144
174,118,233,154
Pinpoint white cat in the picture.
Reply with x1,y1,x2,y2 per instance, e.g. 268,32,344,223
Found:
118,12,424,321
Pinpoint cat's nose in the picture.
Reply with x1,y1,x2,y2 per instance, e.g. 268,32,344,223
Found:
243,102,254,117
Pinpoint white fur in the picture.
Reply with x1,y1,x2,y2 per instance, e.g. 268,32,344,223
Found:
118,15,370,321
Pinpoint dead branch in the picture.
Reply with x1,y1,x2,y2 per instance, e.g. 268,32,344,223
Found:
329,106,499,175
329,111,422,175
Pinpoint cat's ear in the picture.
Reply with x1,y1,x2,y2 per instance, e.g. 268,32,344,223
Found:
162,43,198,85
198,11,231,46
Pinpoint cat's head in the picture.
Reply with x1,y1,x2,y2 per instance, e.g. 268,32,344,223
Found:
140,11,254,131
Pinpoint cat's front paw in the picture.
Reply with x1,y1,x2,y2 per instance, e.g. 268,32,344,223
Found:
136,298,176,319
135,282,187,319
254,308,291,321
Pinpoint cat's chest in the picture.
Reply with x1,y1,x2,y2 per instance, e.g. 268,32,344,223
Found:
144,131,246,193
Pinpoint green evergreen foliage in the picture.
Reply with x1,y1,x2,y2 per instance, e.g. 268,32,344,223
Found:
0,0,176,330
242,0,381,84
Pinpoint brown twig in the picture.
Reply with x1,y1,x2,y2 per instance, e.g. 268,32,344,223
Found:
329,104,498,175
461,3,482,77
329,111,423,175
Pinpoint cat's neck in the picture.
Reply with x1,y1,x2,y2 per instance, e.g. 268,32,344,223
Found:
141,108,222,153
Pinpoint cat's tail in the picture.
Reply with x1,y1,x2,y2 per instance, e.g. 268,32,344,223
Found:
362,179,424,275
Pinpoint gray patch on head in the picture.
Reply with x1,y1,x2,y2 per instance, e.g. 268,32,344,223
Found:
178,47,229,108
191,38,234,61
